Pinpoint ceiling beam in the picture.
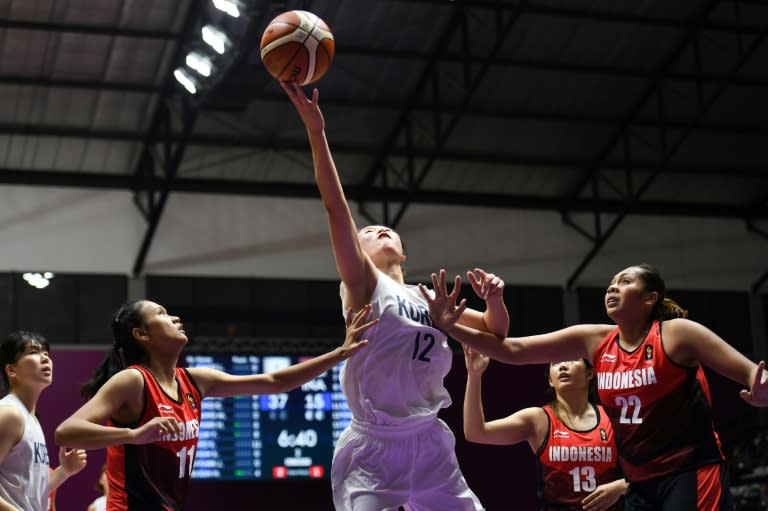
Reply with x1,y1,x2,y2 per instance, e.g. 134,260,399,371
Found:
334,47,768,90
402,0,766,35
0,19,177,39
0,169,762,219
564,2,767,287
3,53,767,93
128,0,201,277
231,93,768,136
2,2,762,40
0,126,763,177
0,75,161,93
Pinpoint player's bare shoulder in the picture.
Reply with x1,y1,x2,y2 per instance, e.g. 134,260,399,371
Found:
568,323,614,340
568,323,615,352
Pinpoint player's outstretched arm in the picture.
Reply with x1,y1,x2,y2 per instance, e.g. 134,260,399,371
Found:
664,319,768,407
193,305,377,398
421,269,607,364
463,345,541,446
281,81,376,309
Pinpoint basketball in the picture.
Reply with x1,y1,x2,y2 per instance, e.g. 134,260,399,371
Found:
260,10,335,85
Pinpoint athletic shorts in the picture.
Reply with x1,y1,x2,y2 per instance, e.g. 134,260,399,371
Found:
625,462,733,511
331,417,484,511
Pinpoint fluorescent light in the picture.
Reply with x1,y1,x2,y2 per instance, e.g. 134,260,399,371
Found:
186,51,213,77
212,0,241,18
174,68,198,94
22,272,53,289
202,24,231,54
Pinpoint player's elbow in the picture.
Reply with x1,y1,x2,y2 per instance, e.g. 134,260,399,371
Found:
464,429,490,444
495,338,523,364
54,422,70,446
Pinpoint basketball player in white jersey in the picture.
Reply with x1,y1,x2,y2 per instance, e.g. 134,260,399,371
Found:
283,81,509,511
0,331,87,511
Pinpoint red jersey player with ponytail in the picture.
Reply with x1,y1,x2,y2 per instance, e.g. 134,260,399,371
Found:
54,300,376,511
421,264,768,510
463,349,626,511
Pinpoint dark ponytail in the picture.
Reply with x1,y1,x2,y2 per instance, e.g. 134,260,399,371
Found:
80,301,147,399
634,264,688,321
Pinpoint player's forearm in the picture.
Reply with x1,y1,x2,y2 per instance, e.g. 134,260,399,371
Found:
481,297,510,337
48,465,70,493
266,348,346,393
55,419,136,449
463,375,488,443
447,324,517,363
307,130,343,201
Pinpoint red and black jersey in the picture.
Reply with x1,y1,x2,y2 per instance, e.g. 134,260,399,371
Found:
536,403,623,510
592,320,724,483
106,365,202,511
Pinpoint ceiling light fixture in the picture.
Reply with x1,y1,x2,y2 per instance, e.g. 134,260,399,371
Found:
174,68,198,94
212,0,242,18
185,51,214,77
202,24,231,55
22,272,54,289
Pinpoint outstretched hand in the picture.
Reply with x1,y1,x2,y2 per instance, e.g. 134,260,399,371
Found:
463,345,489,376
740,361,768,407
58,446,87,476
418,269,466,333
339,304,377,359
467,268,504,302
280,81,325,133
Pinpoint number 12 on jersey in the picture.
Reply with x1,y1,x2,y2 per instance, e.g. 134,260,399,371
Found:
411,332,434,362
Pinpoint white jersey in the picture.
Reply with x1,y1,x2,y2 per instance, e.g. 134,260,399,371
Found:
340,271,453,425
0,393,49,511
89,495,107,511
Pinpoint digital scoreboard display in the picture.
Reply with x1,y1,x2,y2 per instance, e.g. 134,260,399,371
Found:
184,354,351,480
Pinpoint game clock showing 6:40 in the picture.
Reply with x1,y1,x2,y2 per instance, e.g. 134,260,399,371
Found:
184,354,351,480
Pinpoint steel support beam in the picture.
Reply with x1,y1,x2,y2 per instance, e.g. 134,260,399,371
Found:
387,5,527,228
0,19,177,39
355,5,469,225
0,75,161,93
401,0,767,35
357,2,529,227
4,3,763,38
130,1,201,276
0,169,764,219
334,47,768,90
561,0,719,287
563,13,766,288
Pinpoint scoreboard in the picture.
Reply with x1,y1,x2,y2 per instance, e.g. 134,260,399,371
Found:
185,353,351,480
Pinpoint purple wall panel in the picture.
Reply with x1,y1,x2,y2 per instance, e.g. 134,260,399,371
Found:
35,348,559,510
39,348,109,511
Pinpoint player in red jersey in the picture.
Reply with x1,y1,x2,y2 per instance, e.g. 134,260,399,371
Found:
54,300,376,511
463,349,626,511
421,264,768,510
